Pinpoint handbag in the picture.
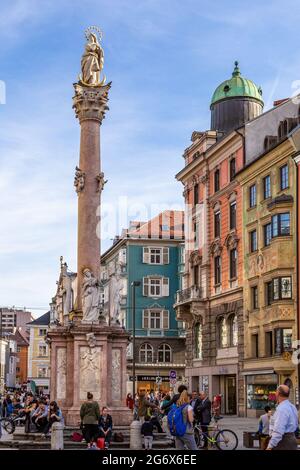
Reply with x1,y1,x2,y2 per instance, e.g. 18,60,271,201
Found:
71,431,83,442
113,432,124,442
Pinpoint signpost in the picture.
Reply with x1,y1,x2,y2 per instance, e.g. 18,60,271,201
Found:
156,376,162,385
169,370,177,388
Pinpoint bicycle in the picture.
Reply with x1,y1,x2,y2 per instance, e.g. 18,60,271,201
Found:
194,416,238,450
0,413,26,434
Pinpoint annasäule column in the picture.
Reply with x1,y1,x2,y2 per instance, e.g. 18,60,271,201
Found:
72,82,111,313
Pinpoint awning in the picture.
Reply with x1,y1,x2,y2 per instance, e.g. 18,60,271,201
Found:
241,369,274,376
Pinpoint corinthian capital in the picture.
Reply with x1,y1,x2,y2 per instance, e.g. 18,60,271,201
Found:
72,82,112,123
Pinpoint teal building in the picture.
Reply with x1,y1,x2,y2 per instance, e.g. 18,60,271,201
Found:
101,211,186,394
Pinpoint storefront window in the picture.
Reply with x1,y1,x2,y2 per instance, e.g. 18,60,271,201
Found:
246,374,278,410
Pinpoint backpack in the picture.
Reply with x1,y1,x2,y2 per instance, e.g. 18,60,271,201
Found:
167,403,188,437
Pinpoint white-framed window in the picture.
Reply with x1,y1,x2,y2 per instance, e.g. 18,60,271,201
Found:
38,328,47,337
158,344,172,363
37,367,48,378
38,345,47,357
143,247,169,264
139,343,154,363
143,309,169,330
143,277,169,297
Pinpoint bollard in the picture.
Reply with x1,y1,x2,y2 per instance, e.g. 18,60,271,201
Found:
51,421,64,450
130,419,142,450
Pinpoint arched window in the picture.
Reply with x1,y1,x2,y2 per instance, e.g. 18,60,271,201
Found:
158,344,172,363
229,314,238,346
139,343,153,363
218,317,228,348
194,320,203,359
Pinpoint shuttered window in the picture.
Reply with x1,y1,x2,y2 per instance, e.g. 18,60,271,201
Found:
143,247,169,264
143,277,169,297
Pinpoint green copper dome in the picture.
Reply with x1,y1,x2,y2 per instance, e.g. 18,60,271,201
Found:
210,61,263,106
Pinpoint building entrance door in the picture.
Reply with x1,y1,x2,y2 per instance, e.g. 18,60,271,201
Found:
225,375,236,414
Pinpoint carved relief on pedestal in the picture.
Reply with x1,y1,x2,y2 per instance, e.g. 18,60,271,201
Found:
79,346,101,400
111,349,121,401
56,348,67,400
74,166,85,193
96,172,107,192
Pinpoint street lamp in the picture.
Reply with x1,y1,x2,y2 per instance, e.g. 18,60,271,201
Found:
131,280,141,414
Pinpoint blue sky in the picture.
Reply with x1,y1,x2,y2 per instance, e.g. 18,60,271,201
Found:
0,0,300,317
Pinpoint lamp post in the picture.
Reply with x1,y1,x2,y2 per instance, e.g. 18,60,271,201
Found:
131,281,141,409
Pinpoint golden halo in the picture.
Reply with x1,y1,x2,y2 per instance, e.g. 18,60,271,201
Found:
85,26,103,41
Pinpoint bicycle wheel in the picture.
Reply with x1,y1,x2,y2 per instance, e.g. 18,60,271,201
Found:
0,418,15,434
194,427,206,449
215,429,238,450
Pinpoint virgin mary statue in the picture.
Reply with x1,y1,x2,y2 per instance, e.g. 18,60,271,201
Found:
80,33,104,86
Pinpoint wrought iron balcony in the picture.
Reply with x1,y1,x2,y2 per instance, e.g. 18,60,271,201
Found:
175,286,202,304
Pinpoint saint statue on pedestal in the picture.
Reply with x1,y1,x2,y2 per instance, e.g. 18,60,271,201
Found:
79,27,105,87
81,268,101,323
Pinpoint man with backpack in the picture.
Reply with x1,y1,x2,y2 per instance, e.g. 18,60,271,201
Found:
167,390,197,450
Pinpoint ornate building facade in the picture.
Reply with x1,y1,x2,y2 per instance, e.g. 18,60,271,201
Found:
175,62,263,415
237,96,300,416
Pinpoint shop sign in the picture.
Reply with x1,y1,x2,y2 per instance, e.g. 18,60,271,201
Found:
129,375,169,382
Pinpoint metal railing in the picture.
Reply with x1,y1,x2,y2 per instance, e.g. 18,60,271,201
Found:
175,286,202,304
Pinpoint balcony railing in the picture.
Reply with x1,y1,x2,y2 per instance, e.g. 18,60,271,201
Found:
175,286,202,304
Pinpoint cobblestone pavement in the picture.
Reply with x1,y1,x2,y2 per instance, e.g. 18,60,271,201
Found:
212,416,259,450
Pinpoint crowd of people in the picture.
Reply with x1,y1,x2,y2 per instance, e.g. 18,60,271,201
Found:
1,383,299,450
0,389,62,437
125,386,214,450
126,384,300,451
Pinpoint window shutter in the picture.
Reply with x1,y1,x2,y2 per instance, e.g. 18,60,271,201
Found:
143,310,149,329
162,277,169,296
162,310,169,329
143,247,150,263
143,277,149,296
163,247,169,264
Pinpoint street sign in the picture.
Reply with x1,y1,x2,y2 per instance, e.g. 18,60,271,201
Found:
169,370,177,380
156,376,162,385
169,378,177,386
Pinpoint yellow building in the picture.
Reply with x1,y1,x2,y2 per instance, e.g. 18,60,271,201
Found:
237,129,298,416
27,311,50,394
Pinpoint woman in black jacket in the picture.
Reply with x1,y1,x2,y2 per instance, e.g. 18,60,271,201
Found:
98,407,113,449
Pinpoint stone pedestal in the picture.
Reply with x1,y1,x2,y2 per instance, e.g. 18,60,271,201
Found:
48,323,132,426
